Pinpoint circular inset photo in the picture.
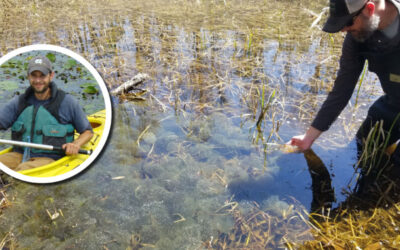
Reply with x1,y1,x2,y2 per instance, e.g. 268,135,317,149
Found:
0,44,112,183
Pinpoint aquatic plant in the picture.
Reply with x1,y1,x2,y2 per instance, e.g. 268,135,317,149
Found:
354,61,369,107
206,196,312,249
0,0,392,249
357,113,400,178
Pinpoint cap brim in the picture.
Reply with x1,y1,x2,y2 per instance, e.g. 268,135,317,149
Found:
28,66,50,75
322,15,354,33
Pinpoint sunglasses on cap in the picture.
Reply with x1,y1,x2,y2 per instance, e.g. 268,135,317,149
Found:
345,5,366,27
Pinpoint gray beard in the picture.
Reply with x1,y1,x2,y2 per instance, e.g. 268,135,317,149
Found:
352,14,380,42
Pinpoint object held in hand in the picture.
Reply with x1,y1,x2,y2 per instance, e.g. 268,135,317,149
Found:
264,143,300,154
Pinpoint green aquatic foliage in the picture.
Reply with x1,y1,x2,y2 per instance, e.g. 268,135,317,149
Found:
0,0,389,248
1,59,24,70
80,82,99,94
46,53,56,63
64,59,77,70
354,60,368,107
256,88,276,128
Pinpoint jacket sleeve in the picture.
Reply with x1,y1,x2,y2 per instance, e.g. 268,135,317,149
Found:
0,96,19,130
58,95,93,134
311,34,366,131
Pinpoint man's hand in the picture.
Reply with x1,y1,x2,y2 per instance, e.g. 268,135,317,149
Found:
62,142,81,155
62,130,93,155
288,126,322,152
289,134,314,152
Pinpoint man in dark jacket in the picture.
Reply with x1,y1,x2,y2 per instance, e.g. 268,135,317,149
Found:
290,0,400,167
0,56,93,172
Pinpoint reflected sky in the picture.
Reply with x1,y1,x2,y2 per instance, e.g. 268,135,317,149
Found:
0,0,385,248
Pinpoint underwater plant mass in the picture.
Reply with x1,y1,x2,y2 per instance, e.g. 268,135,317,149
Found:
0,0,398,249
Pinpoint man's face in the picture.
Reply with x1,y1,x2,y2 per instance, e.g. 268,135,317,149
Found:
28,71,54,94
342,12,380,42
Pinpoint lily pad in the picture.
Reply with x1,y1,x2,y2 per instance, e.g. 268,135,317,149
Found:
46,53,56,63
0,60,17,68
81,83,99,94
83,86,98,94
80,82,97,88
0,80,19,91
64,59,77,70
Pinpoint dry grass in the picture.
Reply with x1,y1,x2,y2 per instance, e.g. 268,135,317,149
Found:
208,185,400,249
0,177,15,249
208,147,400,249
206,197,312,249
0,0,395,248
297,180,400,250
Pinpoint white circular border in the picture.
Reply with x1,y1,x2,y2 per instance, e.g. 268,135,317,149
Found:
0,44,112,184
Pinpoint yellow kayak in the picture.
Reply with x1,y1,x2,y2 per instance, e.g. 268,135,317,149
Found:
0,109,106,177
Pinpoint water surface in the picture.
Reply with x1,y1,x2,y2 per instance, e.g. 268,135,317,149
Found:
0,0,384,248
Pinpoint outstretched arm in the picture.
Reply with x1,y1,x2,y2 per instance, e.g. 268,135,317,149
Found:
62,130,93,155
289,126,322,152
290,35,363,152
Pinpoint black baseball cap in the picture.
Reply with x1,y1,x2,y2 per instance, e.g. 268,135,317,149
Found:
28,56,52,75
323,0,368,33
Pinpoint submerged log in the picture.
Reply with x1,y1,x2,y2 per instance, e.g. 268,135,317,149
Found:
111,73,149,96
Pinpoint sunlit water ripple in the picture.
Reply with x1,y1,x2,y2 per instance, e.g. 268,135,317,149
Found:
0,0,384,248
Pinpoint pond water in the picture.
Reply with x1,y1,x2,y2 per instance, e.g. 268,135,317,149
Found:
0,0,384,249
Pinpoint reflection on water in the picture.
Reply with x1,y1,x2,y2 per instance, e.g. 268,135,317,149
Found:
0,0,385,248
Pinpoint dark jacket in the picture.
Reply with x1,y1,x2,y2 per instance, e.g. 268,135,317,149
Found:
311,1,400,131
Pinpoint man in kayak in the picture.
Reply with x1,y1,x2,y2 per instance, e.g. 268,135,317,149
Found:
290,0,400,167
0,55,93,171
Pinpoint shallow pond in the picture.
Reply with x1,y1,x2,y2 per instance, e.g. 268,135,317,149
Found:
0,0,385,249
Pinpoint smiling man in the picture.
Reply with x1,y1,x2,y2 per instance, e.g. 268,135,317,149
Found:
0,55,93,172
290,0,400,165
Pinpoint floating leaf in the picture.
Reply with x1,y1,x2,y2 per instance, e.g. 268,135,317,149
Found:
64,59,77,70
80,82,97,88
83,86,98,94
46,53,56,63
1,60,17,68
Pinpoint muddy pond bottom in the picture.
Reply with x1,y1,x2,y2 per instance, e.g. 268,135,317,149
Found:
0,102,360,249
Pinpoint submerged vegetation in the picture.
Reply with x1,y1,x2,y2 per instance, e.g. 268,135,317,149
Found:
0,0,397,249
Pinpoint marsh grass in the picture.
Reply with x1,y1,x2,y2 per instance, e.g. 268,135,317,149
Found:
357,122,392,176
210,188,400,249
296,190,400,249
208,197,313,249
354,61,369,107
0,181,14,249
357,113,400,178
0,231,17,250
0,0,393,248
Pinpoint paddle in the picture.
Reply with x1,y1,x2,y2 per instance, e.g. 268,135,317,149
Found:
0,138,92,155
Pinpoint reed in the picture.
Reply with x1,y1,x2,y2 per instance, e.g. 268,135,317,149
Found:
209,192,400,249
354,61,368,107
0,0,391,249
